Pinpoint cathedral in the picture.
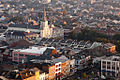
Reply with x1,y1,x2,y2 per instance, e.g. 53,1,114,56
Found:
40,9,64,38
7,8,64,39
40,9,53,38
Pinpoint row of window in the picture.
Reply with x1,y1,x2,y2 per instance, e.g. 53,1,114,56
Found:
102,72,120,77
56,64,61,68
14,57,24,62
102,65,118,70
102,61,116,65
14,53,24,56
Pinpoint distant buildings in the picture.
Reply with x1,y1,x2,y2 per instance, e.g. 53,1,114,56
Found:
0,67,45,80
42,0,51,4
40,9,53,38
7,8,64,39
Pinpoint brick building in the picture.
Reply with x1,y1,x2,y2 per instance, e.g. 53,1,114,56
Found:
12,46,55,63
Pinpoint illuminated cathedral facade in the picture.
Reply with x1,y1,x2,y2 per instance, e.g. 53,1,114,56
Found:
40,9,53,38
40,9,64,38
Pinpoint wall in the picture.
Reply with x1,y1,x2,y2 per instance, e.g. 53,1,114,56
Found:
40,72,46,80
35,70,40,80
12,51,40,63
49,65,56,80
61,60,70,76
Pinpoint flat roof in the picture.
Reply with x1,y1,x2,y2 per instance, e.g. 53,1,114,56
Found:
14,46,55,54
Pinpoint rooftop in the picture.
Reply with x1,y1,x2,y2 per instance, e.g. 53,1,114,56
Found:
101,55,120,61
14,46,55,54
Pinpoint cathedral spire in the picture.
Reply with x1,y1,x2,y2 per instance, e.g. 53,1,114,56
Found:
43,8,47,21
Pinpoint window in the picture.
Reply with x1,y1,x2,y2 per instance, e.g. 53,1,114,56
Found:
25,54,28,57
107,62,110,65
56,69,58,72
19,54,24,56
117,67,119,70
56,65,58,68
112,66,115,70
19,58,23,62
76,61,79,64
107,66,110,69
102,65,106,69
14,57,17,60
59,64,61,67
14,53,18,56
103,61,106,64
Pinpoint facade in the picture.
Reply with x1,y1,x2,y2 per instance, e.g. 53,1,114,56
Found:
75,56,91,70
101,56,120,78
31,55,70,80
20,67,40,80
48,59,70,80
48,62,61,80
6,30,39,40
40,9,53,38
12,46,55,63
104,43,116,54
39,71,46,80
0,67,42,80
40,9,64,38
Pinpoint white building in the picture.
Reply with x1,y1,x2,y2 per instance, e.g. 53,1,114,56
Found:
40,72,46,80
42,0,51,4
101,56,120,77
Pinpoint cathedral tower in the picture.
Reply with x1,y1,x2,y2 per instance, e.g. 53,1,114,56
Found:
40,8,53,38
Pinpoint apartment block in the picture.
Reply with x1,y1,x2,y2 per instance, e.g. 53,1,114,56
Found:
101,56,120,77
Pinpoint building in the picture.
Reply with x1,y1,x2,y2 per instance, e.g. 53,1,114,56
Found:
40,8,53,38
45,56,70,80
20,67,40,80
31,55,70,80
8,9,64,38
12,46,55,63
75,54,91,70
104,43,116,54
39,71,46,80
0,41,10,62
5,30,39,41
0,67,43,80
101,56,120,78
42,0,51,4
